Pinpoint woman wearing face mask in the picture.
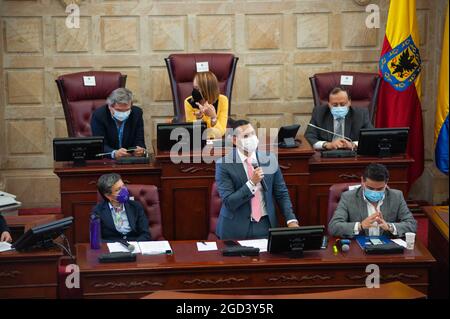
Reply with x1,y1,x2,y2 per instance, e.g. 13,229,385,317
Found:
91,88,146,159
92,173,151,242
184,71,229,139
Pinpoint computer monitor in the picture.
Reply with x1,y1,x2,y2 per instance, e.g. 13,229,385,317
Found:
53,136,104,166
12,217,73,252
268,225,325,258
277,124,301,148
357,127,409,157
157,122,207,151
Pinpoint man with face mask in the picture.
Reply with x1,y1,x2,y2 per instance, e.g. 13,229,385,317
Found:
215,120,299,240
304,87,373,150
328,163,417,238
92,173,151,242
91,88,146,159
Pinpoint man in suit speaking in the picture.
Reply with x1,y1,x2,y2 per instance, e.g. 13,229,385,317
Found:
304,86,373,150
215,120,299,240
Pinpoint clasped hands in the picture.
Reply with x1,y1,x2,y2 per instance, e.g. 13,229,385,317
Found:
361,211,390,231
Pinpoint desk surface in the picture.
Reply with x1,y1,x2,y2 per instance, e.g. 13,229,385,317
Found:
423,206,449,241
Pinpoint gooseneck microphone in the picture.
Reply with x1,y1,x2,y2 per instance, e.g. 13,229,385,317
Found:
118,239,135,252
307,123,354,145
251,158,267,191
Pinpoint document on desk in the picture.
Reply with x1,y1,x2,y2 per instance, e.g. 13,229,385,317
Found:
391,238,407,248
238,239,268,252
196,241,218,251
138,241,172,255
107,241,141,254
0,242,13,253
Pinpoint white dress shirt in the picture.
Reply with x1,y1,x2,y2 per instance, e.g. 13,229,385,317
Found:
236,148,298,225
312,117,359,150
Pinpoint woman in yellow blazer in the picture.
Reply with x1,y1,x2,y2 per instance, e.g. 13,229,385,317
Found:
184,71,228,139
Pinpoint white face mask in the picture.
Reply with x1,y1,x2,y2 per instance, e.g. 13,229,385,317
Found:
238,135,259,154
112,110,131,122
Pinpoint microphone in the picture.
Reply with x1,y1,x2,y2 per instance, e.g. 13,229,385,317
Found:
251,158,267,191
307,123,354,145
117,239,135,252
336,239,351,252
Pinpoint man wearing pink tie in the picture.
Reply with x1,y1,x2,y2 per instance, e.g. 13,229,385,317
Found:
215,120,299,240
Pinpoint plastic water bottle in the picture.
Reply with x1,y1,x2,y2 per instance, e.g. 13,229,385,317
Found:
90,214,101,250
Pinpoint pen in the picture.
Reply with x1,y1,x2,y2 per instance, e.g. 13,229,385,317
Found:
201,241,207,245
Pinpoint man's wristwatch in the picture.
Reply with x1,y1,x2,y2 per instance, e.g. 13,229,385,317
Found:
322,142,328,150
388,223,395,233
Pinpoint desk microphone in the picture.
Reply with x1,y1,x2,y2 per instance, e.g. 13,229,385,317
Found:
118,239,135,252
307,123,354,145
336,239,351,252
251,158,267,191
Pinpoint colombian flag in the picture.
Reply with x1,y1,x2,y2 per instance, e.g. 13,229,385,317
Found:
434,6,449,175
376,0,424,185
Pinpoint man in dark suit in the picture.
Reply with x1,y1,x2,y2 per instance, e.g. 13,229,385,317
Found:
92,173,151,242
0,214,12,242
91,88,146,159
304,86,373,150
215,120,299,240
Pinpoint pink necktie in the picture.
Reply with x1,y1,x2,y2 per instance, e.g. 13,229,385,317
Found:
246,158,263,222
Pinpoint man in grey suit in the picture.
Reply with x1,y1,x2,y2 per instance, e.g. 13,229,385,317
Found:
304,87,373,150
215,120,299,240
328,163,417,238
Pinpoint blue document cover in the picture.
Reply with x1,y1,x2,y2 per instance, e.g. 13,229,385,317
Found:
355,235,391,250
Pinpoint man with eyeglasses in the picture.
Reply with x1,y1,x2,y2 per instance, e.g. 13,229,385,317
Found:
304,86,373,150
328,163,417,238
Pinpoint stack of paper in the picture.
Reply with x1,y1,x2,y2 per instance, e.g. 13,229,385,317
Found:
0,242,13,253
238,239,268,253
107,241,172,255
0,191,21,212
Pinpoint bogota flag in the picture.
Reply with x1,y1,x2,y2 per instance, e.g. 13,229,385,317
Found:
377,0,424,184
434,5,449,175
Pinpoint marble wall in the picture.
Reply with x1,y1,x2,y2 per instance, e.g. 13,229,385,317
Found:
0,0,447,207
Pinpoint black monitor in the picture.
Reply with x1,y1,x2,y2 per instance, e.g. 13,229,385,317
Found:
157,122,207,151
53,136,104,166
268,225,325,258
357,127,409,157
277,124,301,148
12,217,73,252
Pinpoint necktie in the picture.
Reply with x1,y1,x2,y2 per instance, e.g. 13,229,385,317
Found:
334,118,344,140
246,158,263,222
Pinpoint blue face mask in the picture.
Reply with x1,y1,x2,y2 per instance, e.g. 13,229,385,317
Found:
330,106,349,119
116,187,130,204
113,110,131,122
364,188,385,203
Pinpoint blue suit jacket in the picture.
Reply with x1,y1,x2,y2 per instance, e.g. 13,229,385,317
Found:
90,104,146,155
91,200,151,242
215,149,296,240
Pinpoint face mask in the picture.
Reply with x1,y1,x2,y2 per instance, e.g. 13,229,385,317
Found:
113,110,131,122
116,187,130,204
364,187,385,203
330,106,349,119
192,88,203,103
238,135,259,154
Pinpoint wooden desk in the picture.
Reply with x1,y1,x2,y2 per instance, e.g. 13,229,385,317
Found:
143,281,426,299
54,139,412,244
54,160,160,244
5,214,62,242
0,248,62,298
75,239,434,299
423,206,449,298
308,153,413,225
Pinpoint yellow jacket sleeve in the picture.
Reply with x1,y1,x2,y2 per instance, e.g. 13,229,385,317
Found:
184,97,197,123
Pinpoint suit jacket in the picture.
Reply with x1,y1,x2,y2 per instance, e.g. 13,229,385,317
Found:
91,104,146,154
328,187,417,238
91,200,151,242
215,149,296,240
304,105,373,146
0,214,9,234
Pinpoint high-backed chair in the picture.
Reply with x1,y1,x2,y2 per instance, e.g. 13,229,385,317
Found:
165,53,239,123
327,183,360,225
96,184,164,240
55,71,127,137
309,71,381,124
207,182,222,240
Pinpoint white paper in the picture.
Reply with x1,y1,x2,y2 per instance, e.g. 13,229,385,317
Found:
391,238,407,248
238,239,268,253
83,76,96,86
138,240,172,255
0,242,13,253
196,241,218,251
196,61,209,72
340,75,353,85
107,242,130,253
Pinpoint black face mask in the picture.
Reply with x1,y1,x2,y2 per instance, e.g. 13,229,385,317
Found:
192,88,203,103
